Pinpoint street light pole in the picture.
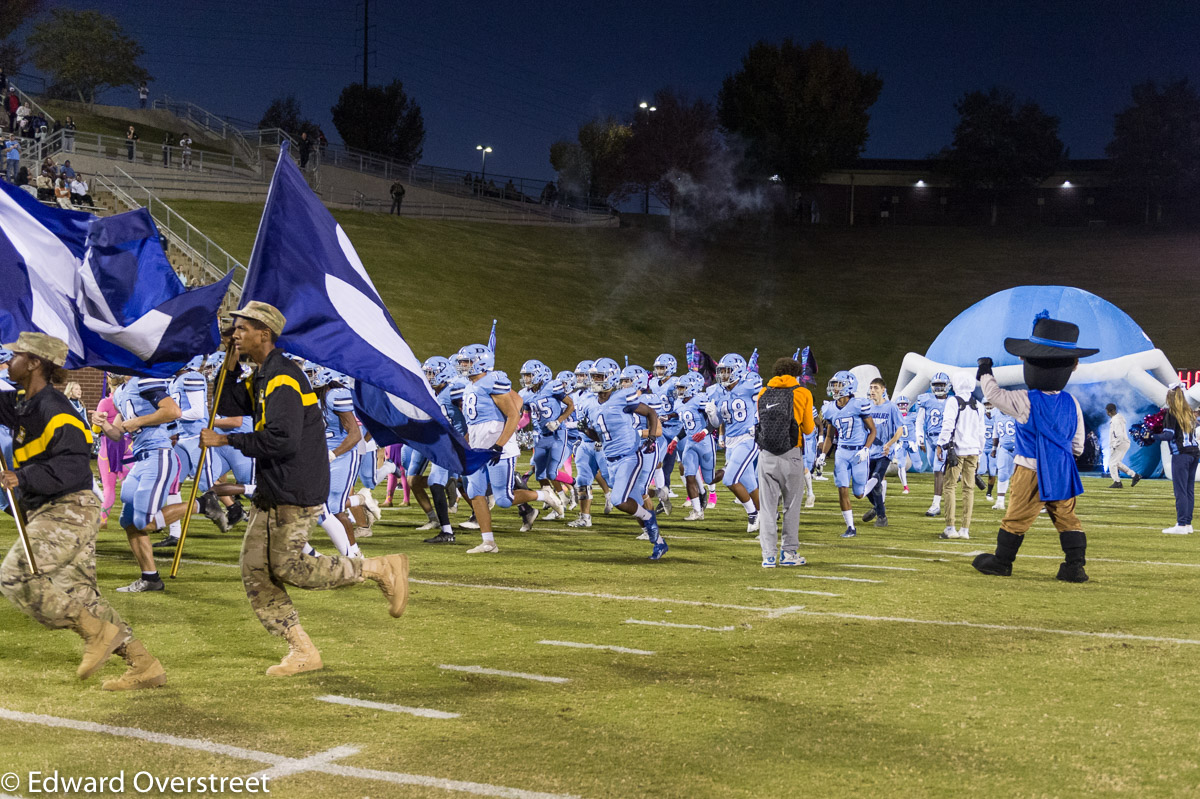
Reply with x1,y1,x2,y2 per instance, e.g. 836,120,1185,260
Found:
637,102,656,214
476,145,492,184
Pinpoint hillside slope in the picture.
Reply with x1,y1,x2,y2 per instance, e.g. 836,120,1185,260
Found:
169,200,1200,380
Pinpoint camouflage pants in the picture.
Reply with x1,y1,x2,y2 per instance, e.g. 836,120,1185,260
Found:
241,504,363,636
0,491,131,638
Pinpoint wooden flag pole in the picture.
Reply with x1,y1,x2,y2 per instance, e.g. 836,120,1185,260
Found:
0,447,38,575
169,338,238,579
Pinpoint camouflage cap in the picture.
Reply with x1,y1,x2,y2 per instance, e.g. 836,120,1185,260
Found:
231,301,286,336
3,332,69,367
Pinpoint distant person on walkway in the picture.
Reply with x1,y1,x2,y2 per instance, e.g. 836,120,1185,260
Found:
298,131,312,169
125,126,138,161
389,180,406,214
4,134,19,182
318,129,328,156
63,115,75,153
5,89,17,131
179,133,192,171
137,81,148,109
162,131,171,167
1157,385,1199,535
1104,403,1139,488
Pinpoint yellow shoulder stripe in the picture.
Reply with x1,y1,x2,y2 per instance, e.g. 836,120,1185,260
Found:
14,413,94,465
264,375,317,406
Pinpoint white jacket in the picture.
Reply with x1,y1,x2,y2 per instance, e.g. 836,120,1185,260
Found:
936,370,987,456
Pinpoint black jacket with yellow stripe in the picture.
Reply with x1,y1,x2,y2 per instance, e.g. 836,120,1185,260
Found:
227,348,330,509
0,385,94,511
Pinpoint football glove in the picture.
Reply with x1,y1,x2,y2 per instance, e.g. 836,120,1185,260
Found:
545,420,560,433
855,448,869,463
488,444,504,465
691,430,708,442
666,440,678,455
328,450,337,463
814,452,827,469
642,439,657,454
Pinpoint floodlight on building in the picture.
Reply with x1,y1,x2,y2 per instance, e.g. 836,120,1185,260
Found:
1062,180,1073,188
915,180,927,187
639,102,648,109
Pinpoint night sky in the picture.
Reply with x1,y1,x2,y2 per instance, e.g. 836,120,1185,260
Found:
33,0,1200,181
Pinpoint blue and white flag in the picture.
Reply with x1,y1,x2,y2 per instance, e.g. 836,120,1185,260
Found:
487,319,496,354
241,144,489,474
0,182,230,376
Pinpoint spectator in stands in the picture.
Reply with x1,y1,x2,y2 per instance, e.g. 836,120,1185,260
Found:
162,131,171,167
138,81,148,109
5,89,16,132
298,131,312,169
389,180,406,215
0,69,6,95
14,100,28,134
35,171,52,201
15,165,28,186
179,132,192,170
63,115,75,153
33,124,46,161
4,134,19,182
125,125,138,161
54,176,72,209
318,128,328,156
40,156,56,181
70,174,92,207
60,160,75,179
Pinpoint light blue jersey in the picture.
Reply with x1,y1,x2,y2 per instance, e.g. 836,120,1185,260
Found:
868,400,903,458
825,397,874,450
917,392,948,440
322,386,355,449
994,412,1017,449
522,379,569,441
460,371,512,426
170,371,208,437
436,384,466,436
583,387,643,459
711,379,760,438
116,377,174,455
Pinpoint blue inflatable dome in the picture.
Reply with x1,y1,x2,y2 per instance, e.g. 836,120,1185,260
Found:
925,286,1154,368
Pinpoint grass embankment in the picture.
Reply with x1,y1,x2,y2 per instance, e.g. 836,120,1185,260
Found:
167,200,1200,379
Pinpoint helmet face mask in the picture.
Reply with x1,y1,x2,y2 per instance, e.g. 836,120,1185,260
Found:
589,357,620,393
931,372,950,398
832,370,857,400
468,351,494,376
716,353,746,388
653,353,677,380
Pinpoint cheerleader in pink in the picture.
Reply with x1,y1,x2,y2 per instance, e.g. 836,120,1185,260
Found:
94,391,132,528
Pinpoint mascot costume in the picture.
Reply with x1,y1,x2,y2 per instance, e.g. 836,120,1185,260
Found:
972,312,1096,583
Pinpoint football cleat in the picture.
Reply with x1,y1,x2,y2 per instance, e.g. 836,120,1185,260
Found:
415,520,439,531
117,577,165,593
684,508,704,521
840,527,857,539
746,511,760,534
424,532,456,544
466,541,499,554
567,515,592,528
519,506,540,532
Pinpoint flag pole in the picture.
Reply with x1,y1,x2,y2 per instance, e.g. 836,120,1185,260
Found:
169,337,238,578
0,448,37,575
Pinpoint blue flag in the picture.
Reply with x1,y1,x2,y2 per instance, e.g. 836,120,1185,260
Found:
0,183,230,376
240,145,489,474
487,319,496,355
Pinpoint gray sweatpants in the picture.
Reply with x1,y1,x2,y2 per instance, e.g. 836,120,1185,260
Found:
757,448,807,559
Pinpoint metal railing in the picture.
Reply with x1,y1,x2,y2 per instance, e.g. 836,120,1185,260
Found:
10,83,55,126
92,166,246,295
32,128,258,178
152,97,259,168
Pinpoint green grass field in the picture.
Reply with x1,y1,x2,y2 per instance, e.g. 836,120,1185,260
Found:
165,200,1200,381
1,465,1198,798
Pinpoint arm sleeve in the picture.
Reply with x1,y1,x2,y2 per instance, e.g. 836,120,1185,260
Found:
980,374,1030,423
1072,397,1085,455
181,390,207,422
227,384,304,460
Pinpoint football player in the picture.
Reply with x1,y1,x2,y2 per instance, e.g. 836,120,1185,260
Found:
814,371,877,538
863,377,903,527
579,358,667,559
672,373,718,520
916,372,951,517
991,406,1018,510
520,359,575,519
705,353,762,532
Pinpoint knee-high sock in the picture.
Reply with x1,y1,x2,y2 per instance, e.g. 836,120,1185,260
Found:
386,472,398,500
318,508,352,556
166,493,183,537
430,483,451,529
401,471,410,504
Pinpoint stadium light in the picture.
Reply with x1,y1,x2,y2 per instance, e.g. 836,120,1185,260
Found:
639,102,648,109
915,180,927,187
476,145,493,183
1062,180,1073,188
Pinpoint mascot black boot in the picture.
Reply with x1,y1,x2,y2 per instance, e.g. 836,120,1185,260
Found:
1056,530,1089,583
972,529,1023,576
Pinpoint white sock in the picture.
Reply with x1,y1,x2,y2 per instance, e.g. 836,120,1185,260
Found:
690,497,701,511
633,506,652,521
898,468,908,488
654,468,665,488
741,499,756,515
863,477,878,497
881,480,888,501
536,489,555,503
243,483,256,497
441,523,453,534
579,513,591,521
318,512,352,556
931,496,942,509
482,531,495,543
165,493,182,537
347,543,362,558
842,509,854,528
347,494,364,507
302,543,319,557
998,480,1009,497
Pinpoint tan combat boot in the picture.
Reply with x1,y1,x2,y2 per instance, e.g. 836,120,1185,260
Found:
361,553,409,617
101,640,166,691
75,611,128,680
265,625,323,677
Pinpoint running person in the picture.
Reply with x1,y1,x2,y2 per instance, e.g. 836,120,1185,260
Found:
519,359,574,519
862,377,902,527
705,353,762,532
991,408,1018,510
814,371,877,538
673,373,718,521
916,372,951,517
314,369,363,558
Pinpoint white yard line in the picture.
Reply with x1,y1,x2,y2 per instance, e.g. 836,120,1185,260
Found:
412,579,796,615
537,641,654,656
888,546,1200,569
835,564,918,572
316,694,460,719
0,707,577,799
245,745,360,782
439,665,570,684
874,555,950,562
623,619,735,632
791,574,883,584
748,587,841,597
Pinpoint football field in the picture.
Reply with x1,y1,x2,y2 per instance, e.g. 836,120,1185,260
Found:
0,471,1197,798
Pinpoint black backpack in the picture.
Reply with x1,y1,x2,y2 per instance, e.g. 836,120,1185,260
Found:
756,385,800,455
